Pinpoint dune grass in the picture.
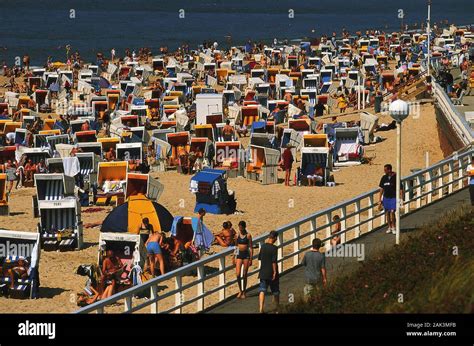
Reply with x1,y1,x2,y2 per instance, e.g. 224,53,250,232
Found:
283,205,474,313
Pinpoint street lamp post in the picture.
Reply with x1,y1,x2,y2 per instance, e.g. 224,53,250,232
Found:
389,100,410,245
427,0,431,77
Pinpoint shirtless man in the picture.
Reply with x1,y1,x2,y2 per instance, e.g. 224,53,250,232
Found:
105,147,116,162
7,259,29,289
214,221,236,247
100,250,124,295
145,229,165,277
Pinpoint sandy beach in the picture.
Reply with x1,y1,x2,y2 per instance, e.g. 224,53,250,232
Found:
0,101,448,313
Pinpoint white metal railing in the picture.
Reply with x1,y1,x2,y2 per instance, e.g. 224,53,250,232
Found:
433,82,474,147
76,146,473,314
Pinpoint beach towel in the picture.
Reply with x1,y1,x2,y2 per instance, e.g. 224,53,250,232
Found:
191,217,214,251
63,157,80,177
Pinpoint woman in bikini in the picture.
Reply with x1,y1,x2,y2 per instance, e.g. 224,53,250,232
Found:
234,221,253,299
146,229,166,277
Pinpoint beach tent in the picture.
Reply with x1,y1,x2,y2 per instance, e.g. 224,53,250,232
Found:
0,229,40,299
194,124,214,142
37,198,83,251
75,130,97,143
46,158,64,174
214,141,244,177
0,174,8,215
0,146,16,163
97,137,120,156
97,232,145,288
299,147,331,186
288,118,311,135
151,128,175,142
20,147,51,165
170,216,214,252
280,128,302,157
323,122,347,142
76,152,99,185
77,142,102,156
246,145,280,185
334,127,364,167
166,131,190,168
94,161,128,206
360,111,379,144
190,168,236,215
101,195,173,234
303,134,329,148
241,105,260,128
190,137,212,160
195,94,224,125
116,143,143,163
125,173,163,201
151,137,171,172
250,132,276,149
34,173,75,201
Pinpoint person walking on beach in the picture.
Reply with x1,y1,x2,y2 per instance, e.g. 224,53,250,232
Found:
235,220,253,299
258,230,280,313
378,164,402,235
301,238,327,301
279,144,294,186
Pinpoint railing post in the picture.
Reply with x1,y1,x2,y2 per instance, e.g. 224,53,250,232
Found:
96,307,104,314
415,176,422,209
340,207,346,244
367,194,374,232
310,219,316,243
197,265,205,312
174,275,182,314
438,167,443,199
293,225,300,267
448,162,454,194
426,170,433,204
218,257,226,302
354,200,361,238
457,158,464,190
277,232,284,274
403,181,410,214
124,296,132,313
325,213,332,252
150,284,158,314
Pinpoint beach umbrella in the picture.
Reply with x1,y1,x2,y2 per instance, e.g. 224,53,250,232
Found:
100,195,173,234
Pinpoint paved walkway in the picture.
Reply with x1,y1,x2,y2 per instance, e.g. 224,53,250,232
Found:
207,188,471,313
452,67,474,125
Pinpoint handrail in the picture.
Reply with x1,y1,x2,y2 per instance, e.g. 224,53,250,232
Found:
76,146,473,314
432,82,474,146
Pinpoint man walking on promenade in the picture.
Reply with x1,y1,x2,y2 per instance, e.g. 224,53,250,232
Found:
378,164,402,235
302,238,327,301
258,231,280,313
